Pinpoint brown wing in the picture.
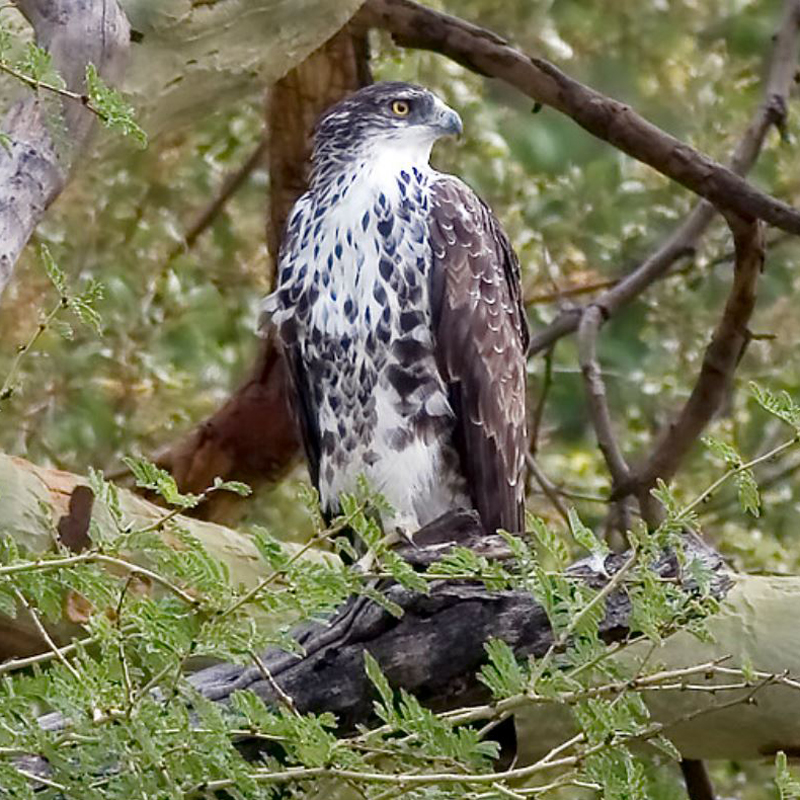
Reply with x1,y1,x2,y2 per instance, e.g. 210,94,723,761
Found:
429,177,529,535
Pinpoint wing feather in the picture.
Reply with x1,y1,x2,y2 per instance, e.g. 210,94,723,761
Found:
263,195,323,491
429,177,528,534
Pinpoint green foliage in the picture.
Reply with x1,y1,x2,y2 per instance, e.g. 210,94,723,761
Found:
776,751,800,800
84,64,147,148
17,41,58,85
703,435,761,517
0,1,799,797
123,454,202,509
568,506,610,557
750,381,800,433
478,638,529,699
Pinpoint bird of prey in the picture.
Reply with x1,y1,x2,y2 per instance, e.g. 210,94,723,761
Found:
263,82,528,539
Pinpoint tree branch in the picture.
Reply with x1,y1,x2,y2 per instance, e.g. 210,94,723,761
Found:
528,0,800,355
621,215,765,503
0,0,129,296
166,137,268,261
359,0,800,235
577,305,632,492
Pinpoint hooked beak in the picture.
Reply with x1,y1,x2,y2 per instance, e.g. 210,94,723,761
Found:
433,105,463,138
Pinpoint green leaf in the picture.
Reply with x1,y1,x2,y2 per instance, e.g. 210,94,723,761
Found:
0,130,11,154
650,478,681,518
40,244,66,296
703,436,760,516
68,279,104,334
568,507,609,559
650,734,682,762
702,435,742,467
17,42,58,84
0,584,17,618
364,650,397,724
431,546,509,591
51,318,74,340
122,455,200,509
526,512,570,569
211,477,252,497
478,638,528,699
85,63,147,148
736,467,761,517
776,751,800,800
750,382,800,432
382,550,429,594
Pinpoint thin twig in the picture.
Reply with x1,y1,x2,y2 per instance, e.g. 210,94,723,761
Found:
166,137,267,261
13,588,81,681
525,454,570,523
0,299,64,403
679,436,798,520
529,347,554,456
622,215,765,504
0,553,198,606
577,305,632,491
250,649,299,715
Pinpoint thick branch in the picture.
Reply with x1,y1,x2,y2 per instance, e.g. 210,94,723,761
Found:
0,0,129,296
0,452,279,660
360,0,800,235
154,331,300,521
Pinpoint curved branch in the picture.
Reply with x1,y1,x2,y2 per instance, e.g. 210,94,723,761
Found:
527,0,800,354
360,0,800,235
622,215,765,501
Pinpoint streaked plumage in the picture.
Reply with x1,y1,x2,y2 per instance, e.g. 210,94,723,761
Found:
263,82,528,536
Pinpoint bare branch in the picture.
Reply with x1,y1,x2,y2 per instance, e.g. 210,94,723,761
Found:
360,0,800,236
528,0,800,355
577,306,632,492
623,215,765,501
166,137,267,261
525,453,570,524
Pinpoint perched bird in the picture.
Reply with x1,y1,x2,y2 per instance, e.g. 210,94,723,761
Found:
263,82,528,540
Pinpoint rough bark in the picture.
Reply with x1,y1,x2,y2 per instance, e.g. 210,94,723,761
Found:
154,526,800,763
3,463,800,769
25,510,800,766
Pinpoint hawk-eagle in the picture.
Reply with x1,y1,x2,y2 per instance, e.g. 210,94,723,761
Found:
264,82,528,537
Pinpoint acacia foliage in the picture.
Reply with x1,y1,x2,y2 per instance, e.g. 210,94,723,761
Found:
2,0,800,797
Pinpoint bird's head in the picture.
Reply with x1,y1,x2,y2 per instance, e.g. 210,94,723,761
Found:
311,82,463,179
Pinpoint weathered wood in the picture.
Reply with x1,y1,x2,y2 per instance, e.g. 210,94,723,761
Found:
8,497,800,773
177,525,800,763
181,521,731,732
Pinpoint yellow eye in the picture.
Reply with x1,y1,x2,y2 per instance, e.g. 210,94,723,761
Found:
391,100,410,117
